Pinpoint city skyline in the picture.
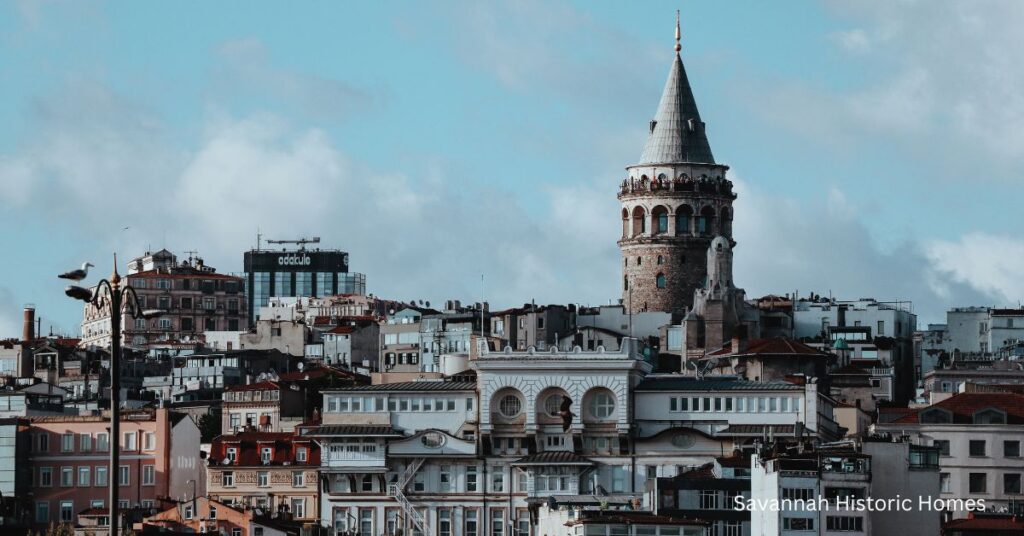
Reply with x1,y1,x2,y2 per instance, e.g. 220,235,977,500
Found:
3,1,1024,335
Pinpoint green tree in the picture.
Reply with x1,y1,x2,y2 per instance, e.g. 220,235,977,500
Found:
198,411,222,442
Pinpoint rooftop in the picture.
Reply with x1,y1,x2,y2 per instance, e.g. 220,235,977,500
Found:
635,376,803,392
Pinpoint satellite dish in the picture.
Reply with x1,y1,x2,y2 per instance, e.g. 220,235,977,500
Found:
297,362,305,371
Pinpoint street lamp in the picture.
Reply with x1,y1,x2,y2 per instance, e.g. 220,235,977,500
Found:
61,254,164,536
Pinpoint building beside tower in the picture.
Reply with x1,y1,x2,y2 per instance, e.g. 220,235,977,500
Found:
619,19,736,317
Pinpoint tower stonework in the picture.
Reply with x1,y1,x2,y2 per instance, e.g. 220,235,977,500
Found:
618,20,736,315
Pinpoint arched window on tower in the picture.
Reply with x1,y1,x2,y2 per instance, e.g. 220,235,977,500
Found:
675,206,693,236
656,273,666,289
621,208,629,238
631,206,647,236
657,255,664,265
623,276,629,291
652,206,669,235
720,206,732,237
698,206,716,236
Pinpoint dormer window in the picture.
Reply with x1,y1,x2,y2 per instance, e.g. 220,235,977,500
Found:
226,447,237,464
261,447,273,464
919,407,953,424
973,408,1006,425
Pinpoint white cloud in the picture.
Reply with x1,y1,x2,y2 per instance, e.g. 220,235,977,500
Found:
925,233,1024,305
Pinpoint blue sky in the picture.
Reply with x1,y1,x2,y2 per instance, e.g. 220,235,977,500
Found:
2,0,1024,335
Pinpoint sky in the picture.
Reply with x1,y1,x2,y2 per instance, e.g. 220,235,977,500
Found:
2,0,1024,336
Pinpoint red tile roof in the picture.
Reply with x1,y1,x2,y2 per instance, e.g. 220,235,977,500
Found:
943,514,1024,534
889,393,1024,424
327,326,356,334
210,431,320,466
128,269,242,281
225,381,279,392
710,337,830,357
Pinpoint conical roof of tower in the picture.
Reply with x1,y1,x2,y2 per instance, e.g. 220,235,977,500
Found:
638,51,716,166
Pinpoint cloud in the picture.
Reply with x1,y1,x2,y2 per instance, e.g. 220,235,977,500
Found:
0,74,624,331
210,38,373,121
925,233,1024,305
730,178,995,324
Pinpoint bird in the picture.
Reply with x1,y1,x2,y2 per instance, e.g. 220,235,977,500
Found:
559,396,575,432
58,262,94,281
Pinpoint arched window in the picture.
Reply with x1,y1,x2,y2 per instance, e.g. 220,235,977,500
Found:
720,206,733,237
631,206,647,236
698,206,716,236
543,394,565,417
589,392,616,419
499,395,522,418
621,208,629,238
657,255,664,265
656,273,666,289
652,206,669,234
623,276,628,291
636,257,642,266
675,206,693,236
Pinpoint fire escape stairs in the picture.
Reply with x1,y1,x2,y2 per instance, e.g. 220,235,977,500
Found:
387,458,428,536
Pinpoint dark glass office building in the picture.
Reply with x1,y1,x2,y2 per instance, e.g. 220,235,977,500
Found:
243,249,366,322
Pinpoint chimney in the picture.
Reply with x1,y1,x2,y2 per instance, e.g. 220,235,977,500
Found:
23,305,35,342
731,324,748,354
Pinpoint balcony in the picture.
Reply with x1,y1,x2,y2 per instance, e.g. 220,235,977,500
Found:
322,448,386,469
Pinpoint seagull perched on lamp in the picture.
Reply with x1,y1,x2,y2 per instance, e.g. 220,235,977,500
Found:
58,262,93,281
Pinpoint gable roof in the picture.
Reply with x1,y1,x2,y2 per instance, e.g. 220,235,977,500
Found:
709,337,830,357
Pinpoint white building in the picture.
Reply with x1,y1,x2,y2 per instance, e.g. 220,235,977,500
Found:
873,392,1024,517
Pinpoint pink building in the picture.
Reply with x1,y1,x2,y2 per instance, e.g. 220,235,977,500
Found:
27,407,204,530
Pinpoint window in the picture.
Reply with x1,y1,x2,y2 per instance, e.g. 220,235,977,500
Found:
123,431,137,451
291,498,305,518
97,433,108,451
80,433,92,452
39,467,52,487
970,440,987,457
783,488,815,501
466,510,479,536
783,518,815,531
656,273,666,289
826,516,863,532
934,440,951,456
357,508,373,536
35,501,49,523
143,465,155,486
61,466,73,487
940,473,951,493
293,471,304,487
467,465,478,492
492,470,504,492
612,465,627,493
226,447,237,463
60,501,73,522
95,466,107,486
297,447,308,462
499,395,522,418
261,447,273,464
589,391,615,419
37,433,49,452
438,509,452,536
1006,441,1021,458
1005,473,1022,495
258,471,269,487
78,466,90,486
440,465,452,492
222,471,234,487
61,433,74,452
700,490,719,509
143,432,156,451
119,465,130,486
491,510,505,536
969,473,987,494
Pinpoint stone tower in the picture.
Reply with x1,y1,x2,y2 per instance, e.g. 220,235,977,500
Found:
618,14,736,315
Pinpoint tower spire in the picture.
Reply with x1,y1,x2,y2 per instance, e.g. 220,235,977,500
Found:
675,10,681,53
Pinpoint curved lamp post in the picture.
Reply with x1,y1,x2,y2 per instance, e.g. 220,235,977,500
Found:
62,254,164,536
